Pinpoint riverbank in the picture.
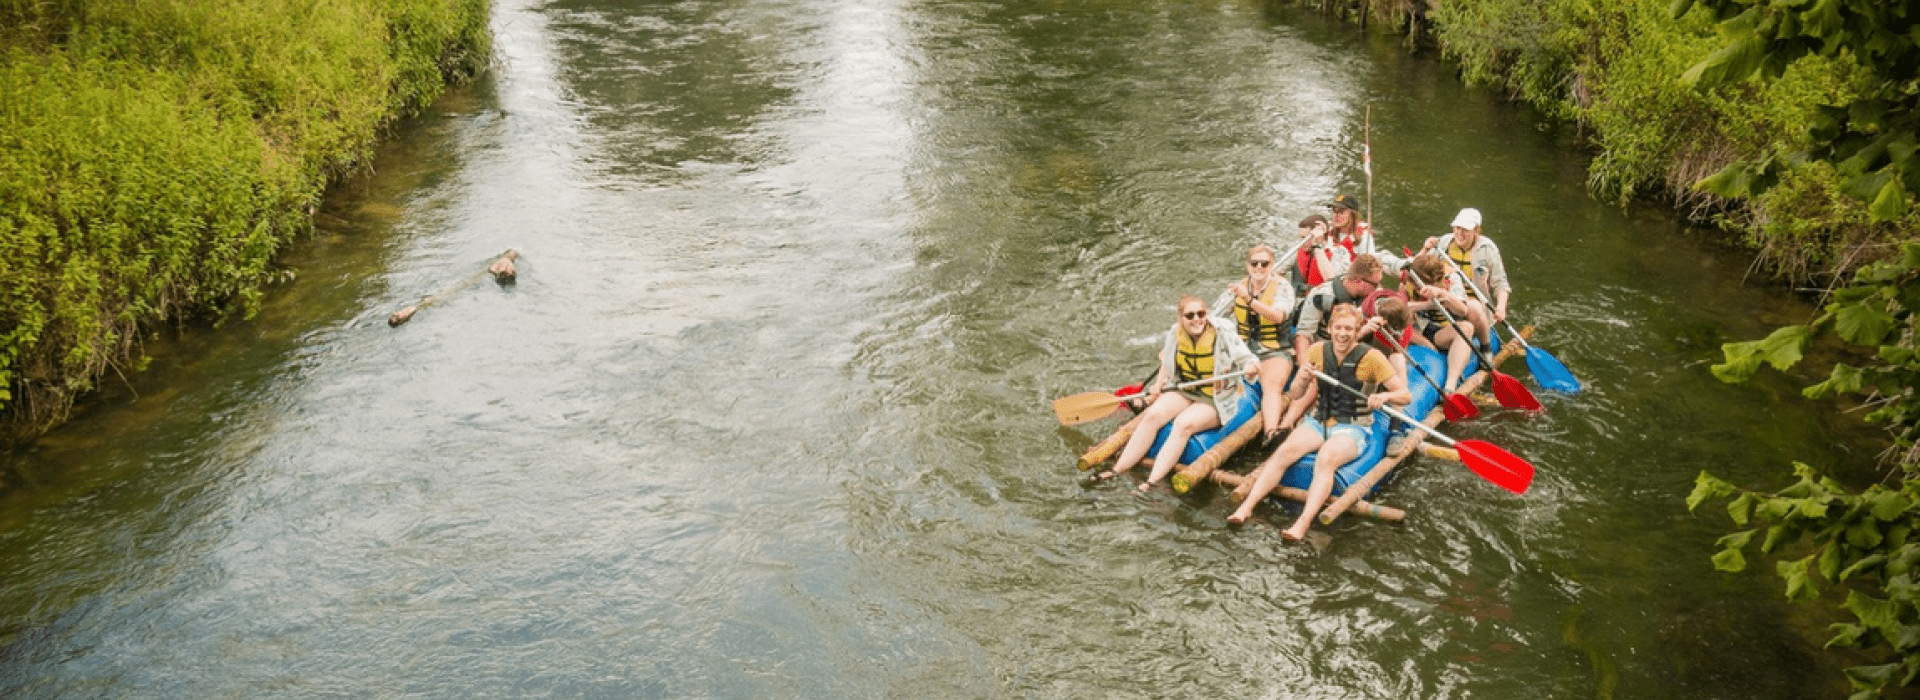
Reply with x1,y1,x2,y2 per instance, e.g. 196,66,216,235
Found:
0,0,490,444
1315,0,1914,284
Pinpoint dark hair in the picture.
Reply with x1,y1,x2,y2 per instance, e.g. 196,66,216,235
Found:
1297,214,1329,229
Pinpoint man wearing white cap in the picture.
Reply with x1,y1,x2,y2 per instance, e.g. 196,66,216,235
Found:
1419,208,1506,349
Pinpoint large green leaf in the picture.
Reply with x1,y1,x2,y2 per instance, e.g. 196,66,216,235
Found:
1783,556,1820,601
1870,175,1912,221
1689,471,1739,511
1806,363,1866,398
1713,324,1812,382
1846,591,1904,638
1714,546,1749,572
1682,34,1769,89
1834,301,1897,345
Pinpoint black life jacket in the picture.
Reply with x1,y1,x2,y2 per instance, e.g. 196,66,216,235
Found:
1308,280,1361,340
1315,342,1378,426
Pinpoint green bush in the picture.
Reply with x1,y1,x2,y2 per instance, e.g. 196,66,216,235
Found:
1419,0,1885,282
0,0,489,434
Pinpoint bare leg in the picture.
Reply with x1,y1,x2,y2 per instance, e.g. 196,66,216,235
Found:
1258,355,1292,437
1439,328,1472,392
1227,426,1323,524
1099,392,1192,479
1142,402,1221,489
1464,298,1494,349
1282,432,1363,540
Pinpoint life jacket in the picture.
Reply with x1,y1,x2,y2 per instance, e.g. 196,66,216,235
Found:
1308,280,1362,340
1373,324,1416,354
1315,342,1378,427
1234,278,1288,352
1175,325,1218,397
1292,246,1323,294
1446,239,1482,290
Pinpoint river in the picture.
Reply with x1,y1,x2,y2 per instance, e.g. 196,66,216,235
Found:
0,1,1863,698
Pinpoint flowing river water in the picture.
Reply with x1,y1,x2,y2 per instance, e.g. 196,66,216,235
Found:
0,1,1874,698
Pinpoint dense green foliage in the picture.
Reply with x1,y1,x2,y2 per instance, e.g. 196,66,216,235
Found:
1421,0,1908,283
1703,242,1920,698
0,0,489,434
1685,2,1920,698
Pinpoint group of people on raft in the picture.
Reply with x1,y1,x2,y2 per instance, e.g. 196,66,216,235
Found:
1089,195,1513,541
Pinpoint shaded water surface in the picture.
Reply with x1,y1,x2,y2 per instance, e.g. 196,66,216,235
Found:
0,1,1861,697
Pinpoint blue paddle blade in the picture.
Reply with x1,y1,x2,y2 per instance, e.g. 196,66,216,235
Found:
1525,346,1582,393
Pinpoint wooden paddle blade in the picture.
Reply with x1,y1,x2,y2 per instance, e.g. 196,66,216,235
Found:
1442,393,1480,422
1053,391,1130,425
1455,439,1534,494
1491,372,1544,411
1524,347,1582,393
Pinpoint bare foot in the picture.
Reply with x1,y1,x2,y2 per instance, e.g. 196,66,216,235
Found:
1137,481,1155,492
1090,470,1117,482
1281,525,1308,541
1226,510,1249,525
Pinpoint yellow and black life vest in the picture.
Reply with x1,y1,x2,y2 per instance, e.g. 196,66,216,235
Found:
1447,239,1484,291
1234,278,1288,351
1175,325,1218,396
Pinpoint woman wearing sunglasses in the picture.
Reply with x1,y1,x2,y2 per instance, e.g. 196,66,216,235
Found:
1219,245,1296,441
1093,294,1259,491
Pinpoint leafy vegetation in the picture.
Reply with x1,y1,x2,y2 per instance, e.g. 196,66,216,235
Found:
1703,242,1920,699
0,0,489,437
1683,1,1920,697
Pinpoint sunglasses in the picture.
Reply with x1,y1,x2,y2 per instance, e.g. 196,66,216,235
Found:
1248,259,1273,268
1182,310,1207,320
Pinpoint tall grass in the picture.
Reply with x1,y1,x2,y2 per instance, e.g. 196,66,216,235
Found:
0,0,489,436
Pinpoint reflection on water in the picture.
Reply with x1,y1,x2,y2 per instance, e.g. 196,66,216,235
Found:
0,0,1859,698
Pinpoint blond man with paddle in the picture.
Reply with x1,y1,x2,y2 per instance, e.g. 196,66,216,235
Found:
1094,295,1258,491
1229,304,1409,539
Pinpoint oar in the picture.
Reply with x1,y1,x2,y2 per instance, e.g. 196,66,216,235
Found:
1403,266,1543,412
1437,255,1582,393
1373,326,1478,422
1305,368,1533,494
1360,104,1376,257
1052,369,1252,426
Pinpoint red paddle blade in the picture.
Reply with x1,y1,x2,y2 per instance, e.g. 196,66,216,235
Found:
1456,439,1534,494
1442,393,1481,422
1491,372,1544,411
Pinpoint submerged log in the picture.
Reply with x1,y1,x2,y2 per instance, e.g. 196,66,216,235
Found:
389,249,520,327
1207,470,1405,522
1077,411,1145,471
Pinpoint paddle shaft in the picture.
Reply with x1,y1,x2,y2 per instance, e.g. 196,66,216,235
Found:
1156,368,1253,393
1372,326,1448,397
1403,267,1500,368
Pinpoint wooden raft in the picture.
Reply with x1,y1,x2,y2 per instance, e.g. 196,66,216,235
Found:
1074,326,1534,526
